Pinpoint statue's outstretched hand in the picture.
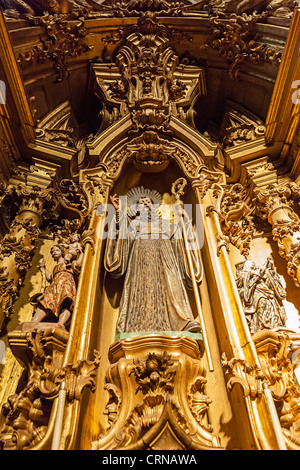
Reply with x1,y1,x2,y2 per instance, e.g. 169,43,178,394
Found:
110,194,120,212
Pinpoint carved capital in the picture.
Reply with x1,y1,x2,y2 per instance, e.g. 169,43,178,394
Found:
191,165,224,198
204,182,256,258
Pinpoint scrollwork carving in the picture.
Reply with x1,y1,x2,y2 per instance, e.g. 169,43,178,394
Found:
207,13,282,80
236,256,287,334
17,15,93,82
0,184,56,329
221,352,264,399
255,184,300,287
93,336,221,450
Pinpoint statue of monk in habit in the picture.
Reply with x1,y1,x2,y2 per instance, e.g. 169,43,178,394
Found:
104,186,202,335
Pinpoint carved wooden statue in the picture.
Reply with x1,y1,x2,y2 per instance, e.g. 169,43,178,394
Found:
104,186,202,334
18,243,83,331
236,256,287,334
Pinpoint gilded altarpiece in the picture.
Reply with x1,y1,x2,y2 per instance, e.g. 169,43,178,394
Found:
0,0,300,451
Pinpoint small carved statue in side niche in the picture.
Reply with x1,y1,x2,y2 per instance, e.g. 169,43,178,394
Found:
17,243,83,331
236,256,287,334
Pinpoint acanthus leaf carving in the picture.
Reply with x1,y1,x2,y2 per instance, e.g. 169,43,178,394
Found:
235,256,287,335
254,183,300,287
0,184,57,329
253,330,300,450
205,183,256,258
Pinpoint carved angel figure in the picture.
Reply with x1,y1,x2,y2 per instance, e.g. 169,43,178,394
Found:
104,186,202,334
236,256,287,334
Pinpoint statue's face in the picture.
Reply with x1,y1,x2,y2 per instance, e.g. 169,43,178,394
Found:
244,260,256,272
138,197,153,211
51,245,63,260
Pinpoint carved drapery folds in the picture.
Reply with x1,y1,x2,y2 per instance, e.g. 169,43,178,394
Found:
92,335,221,450
0,327,100,450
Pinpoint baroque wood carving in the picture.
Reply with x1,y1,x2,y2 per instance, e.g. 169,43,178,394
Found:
235,256,287,334
255,183,300,287
207,13,282,80
17,14,93,82
90,11,207,177
0,183,56,330
92,335,222,450
0,327,100,450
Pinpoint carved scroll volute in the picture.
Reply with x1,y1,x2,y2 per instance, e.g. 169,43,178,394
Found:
0,328,68,450
0,328,101,450
0,185,55,329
